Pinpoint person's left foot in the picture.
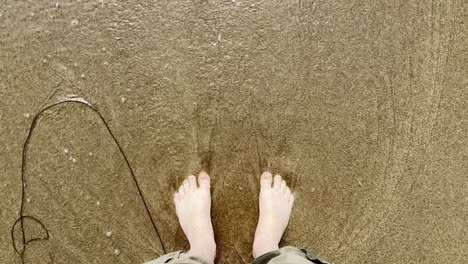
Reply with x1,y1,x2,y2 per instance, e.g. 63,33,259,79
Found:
174,172,216,263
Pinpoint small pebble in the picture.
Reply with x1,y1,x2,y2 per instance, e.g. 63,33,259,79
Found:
64,148,69,154
80,74,85,78
106,231,112,237
26,198,31,203
114,249,120,255
71,19,79,26
89,152,93,156
120,97,126,103
120,203,124,207
72,158,77,163
239,187,243,190
23,113,30,118
96,201,100,206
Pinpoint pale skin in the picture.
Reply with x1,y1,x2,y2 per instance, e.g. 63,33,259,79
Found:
173,171,295,263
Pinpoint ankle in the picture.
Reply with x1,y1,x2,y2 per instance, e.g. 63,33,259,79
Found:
188,239,216,263
253,237,279,258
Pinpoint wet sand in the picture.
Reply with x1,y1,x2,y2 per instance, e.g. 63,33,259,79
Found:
1,0,467,263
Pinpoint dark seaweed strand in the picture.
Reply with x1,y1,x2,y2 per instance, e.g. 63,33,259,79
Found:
11,100,166,263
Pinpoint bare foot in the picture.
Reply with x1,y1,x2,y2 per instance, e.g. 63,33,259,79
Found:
174,172,216,263
253,172,295,258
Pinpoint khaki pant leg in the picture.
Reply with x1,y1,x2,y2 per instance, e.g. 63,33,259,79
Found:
253,246,329,264
144,251,212,264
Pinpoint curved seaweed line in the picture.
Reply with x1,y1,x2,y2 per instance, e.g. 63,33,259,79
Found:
11,215,50,253
11,99,166,263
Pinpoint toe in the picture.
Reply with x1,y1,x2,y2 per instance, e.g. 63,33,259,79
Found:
273,174,282,189
289,193,295,204
188,175,197,189
178,185,185,196
260,171,273,188
285,187,291,198
183,179,190,191
280,180,287,192
198,171,211,189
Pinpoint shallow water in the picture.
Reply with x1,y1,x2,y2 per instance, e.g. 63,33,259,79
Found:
1,1,467,263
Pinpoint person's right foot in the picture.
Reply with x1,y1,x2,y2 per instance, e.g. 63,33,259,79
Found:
253,172,295,258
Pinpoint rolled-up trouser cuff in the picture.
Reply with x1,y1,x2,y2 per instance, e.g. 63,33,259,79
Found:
253,246,329,264
144,251,212,264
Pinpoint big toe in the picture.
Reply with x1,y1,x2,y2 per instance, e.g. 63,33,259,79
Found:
260,171,273,188
198,172,211,189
